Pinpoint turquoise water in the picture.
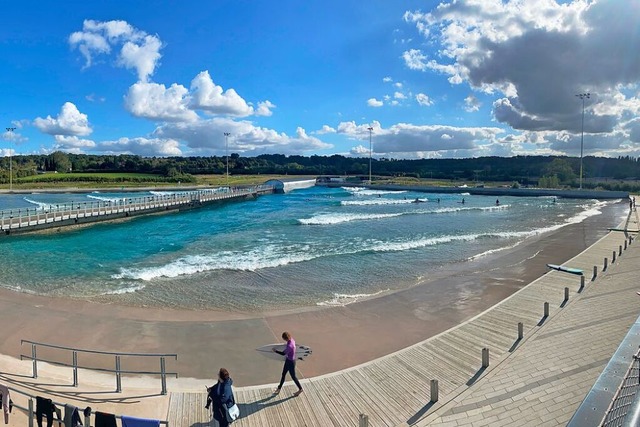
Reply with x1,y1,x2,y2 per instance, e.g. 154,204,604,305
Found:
0,187,622,310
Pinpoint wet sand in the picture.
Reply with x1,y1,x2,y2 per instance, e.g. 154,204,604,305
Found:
0,201,626,386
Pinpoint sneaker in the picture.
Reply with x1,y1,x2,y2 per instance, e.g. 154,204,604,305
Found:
293,389,304,397
273,388,281,395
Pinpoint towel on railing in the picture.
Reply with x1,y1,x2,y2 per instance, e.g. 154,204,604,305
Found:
121,415,160,427
36,396,56,426
94,411,117,427
64,403,82,427
0,384,9,424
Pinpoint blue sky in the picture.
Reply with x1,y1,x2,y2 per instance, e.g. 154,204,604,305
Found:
2,0,640,159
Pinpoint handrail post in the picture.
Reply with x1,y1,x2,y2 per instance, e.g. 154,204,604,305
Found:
612,250,616,263
31,344,38,379
73,350,78,387
592,266,598,281
579,275,585,293
603,257,608,272
625,240,628,250
28,397,34,427
620,245,623,256
161,356,167,395
115,355,122,393
564,287,569,304
544,302,549,317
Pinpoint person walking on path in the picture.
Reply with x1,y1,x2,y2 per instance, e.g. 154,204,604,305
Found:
273,331,304,397
206,368,236,427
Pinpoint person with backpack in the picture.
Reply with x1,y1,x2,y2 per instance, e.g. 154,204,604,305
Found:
205,368,239,426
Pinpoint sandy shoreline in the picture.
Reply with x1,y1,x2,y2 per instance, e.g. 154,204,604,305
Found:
0,200,627,386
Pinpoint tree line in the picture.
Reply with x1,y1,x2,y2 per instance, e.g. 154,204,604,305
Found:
2,151,640,188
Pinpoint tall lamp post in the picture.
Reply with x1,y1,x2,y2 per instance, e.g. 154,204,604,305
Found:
5,127,15,191
367,126,373,185
575,93,590,190
224,132,230,187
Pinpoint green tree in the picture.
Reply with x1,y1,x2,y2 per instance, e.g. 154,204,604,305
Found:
543,159,575,183
49,151,72,173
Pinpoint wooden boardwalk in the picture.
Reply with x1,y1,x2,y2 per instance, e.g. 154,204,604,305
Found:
167,212,640,426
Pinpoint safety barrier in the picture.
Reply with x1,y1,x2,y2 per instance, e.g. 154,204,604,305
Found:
20,340,177,395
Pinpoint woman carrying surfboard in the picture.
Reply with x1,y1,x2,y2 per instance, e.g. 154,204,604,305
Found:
273,331,304,397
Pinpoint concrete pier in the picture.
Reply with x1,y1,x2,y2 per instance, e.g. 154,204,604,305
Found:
0,186,271,236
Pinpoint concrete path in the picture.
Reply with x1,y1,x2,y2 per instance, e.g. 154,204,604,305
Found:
165,214,640,426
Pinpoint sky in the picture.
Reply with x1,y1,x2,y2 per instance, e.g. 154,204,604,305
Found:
2,0,640,160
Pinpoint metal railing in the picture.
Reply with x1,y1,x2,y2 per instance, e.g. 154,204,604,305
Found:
20,340,178,395
0,186,273,232
5,385,169,427
601,348,640,427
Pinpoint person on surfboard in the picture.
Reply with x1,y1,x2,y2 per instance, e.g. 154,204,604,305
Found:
272,331,304,397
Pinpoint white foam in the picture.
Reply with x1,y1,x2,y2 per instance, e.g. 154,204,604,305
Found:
467,241,522,261
298,212,403,225
101,284,146,295
316,289,389,306
460,192,471,196
149,191,176,196
87,194,122,203
341,199,417,206
113,245,318,280
341,187,406,196
22,197,54,211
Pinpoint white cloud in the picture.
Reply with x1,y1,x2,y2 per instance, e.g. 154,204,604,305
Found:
189,71,255,116
416,93,434,107
53,135,96,153
255,100,276,117
402,49,428,71
125,82,198,122
69,19,162,81
464,95,481,112
394,82,403,89
34,102,93,136
337,120,503,154
85,93,105,103
99,137,182,156
315,125,337,134
154,118,332,155
390,100,400,106
383,76,393,83
394,92,406,100
367,98,384,107
118,35,162,81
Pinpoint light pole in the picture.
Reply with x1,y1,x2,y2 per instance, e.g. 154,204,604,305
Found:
5,127,15,191
367,126,373,185
575,93,590,190
224,132,230,187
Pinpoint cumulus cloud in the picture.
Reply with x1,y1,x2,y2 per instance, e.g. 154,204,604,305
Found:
367,98,384,107
315,125,337,135
98,137,182,156
153,118,332,155
255,100,276,117
383,77,393,83
416,93,434,107
394,92,406,100
69,19,162,81
337,120,503,154
34,102,93,136
1,128,27,143
403,0,640,138
125,81,198,122
394,82,403,89
464,95,481,112
53,135,96,153
189,71,255,116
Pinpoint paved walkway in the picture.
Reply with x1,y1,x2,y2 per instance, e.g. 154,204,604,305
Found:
166,213,640,426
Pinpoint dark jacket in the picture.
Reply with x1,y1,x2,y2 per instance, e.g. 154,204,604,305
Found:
208,378,234,421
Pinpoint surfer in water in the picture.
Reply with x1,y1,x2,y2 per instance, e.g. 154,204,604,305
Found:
461,198,465,204
495,199,500,206
272,331,304,397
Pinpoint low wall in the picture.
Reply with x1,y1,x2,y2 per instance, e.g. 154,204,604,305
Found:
318,183,628,199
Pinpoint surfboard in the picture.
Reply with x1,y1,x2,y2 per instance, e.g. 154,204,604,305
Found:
256,344,313,361
547,264,583,276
